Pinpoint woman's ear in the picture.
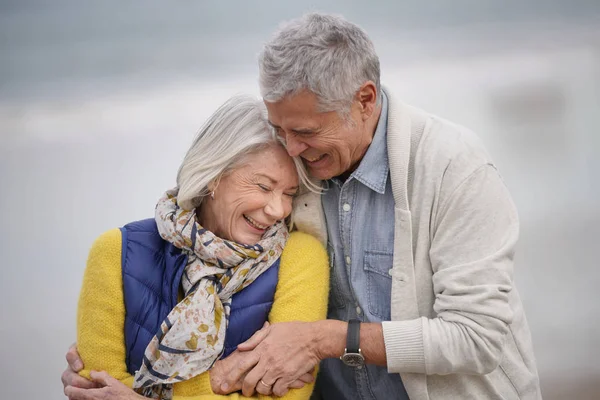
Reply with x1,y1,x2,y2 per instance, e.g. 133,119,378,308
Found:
205,174,224,201
207,175,222,195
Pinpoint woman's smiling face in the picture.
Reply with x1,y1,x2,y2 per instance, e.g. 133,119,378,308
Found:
198,143,299,245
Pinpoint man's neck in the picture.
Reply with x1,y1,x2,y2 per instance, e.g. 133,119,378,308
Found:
334,104,383,183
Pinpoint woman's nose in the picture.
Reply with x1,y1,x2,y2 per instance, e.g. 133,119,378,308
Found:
265,194,286,220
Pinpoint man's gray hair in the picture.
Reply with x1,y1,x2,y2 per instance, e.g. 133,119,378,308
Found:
177,94,317,210
259,13,381,115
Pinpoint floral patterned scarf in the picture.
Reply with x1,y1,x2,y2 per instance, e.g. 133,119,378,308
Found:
132,188,288,399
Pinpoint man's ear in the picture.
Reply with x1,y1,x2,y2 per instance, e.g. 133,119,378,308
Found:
356,81,378,120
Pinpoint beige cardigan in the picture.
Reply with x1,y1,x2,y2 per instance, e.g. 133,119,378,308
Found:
291,88,542,399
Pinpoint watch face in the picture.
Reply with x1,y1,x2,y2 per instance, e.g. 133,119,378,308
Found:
341,353,365,368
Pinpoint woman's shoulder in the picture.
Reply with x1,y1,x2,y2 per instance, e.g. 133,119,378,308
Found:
83,229,124,281
271,231,330,323
281,231,328,266
285,231,326,251
89,228,123,257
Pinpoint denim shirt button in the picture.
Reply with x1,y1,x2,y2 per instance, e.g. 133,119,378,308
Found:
343,203,351,212
345,256,351,264
356,306,362,315
388,268,393,276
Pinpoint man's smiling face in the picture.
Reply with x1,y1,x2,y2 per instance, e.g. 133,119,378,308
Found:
265,89,376,181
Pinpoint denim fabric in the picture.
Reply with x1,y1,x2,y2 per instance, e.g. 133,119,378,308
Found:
316,93,409,399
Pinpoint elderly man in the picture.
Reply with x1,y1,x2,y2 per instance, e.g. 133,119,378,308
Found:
63,13,541,400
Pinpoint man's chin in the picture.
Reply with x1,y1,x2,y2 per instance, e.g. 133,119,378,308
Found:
303,155,335,179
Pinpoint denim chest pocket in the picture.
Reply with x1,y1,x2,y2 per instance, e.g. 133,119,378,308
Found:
364,251,393,320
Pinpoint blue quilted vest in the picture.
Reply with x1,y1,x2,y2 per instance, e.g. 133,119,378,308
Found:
120,218,279,374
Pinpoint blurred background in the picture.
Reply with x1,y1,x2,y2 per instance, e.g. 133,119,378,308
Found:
1,1,599,399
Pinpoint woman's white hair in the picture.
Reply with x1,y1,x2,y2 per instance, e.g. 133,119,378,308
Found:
259,12,381,116
176,94,318,210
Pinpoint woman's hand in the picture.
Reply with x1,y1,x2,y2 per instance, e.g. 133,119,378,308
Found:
64,371,144,400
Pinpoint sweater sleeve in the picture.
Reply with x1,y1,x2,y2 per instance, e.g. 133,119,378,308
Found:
77,228,134,387
256,231,330,400
383,164,516,375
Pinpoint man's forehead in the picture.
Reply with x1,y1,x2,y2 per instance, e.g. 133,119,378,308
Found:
265,97,326,128
265,90,320,112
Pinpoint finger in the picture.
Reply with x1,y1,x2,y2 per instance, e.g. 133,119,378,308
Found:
213,378,242,395
89,370,113,387
272,379,290,397
288,379,306,389
66,344,84,371
241,362,269,397
237,324,271,351
255,379,273,396
64,385,98,400
210,368,243,395
298,372,315,384
220,352,260,394
62,370,98,389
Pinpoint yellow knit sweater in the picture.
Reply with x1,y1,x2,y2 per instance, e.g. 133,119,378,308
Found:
77,229,329,399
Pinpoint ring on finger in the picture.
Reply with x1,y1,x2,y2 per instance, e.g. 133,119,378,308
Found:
259,379,273,388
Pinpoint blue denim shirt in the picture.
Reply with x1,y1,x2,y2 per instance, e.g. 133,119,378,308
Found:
316,93,409,399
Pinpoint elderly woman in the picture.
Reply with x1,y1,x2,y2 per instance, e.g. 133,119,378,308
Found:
63,95,329,400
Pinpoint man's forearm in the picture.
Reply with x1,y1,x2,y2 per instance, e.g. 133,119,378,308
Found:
312,320,388,366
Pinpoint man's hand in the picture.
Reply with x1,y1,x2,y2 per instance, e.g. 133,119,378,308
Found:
211,325,315,396
62,343,99,395
64,371,144,400
233,321,323,397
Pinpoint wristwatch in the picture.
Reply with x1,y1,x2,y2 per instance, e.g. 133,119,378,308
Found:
340,319,365,368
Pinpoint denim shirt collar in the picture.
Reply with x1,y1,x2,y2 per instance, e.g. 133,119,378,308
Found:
350,92,389,194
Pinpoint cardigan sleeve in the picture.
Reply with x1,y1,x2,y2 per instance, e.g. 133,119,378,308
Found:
383,164,516,375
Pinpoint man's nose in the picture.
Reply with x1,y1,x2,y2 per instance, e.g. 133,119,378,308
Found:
284,134,308,157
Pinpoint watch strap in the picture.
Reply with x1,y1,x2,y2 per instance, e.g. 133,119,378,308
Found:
346,319,361,353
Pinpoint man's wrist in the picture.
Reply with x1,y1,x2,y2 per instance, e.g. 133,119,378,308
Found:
311,320,347,360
